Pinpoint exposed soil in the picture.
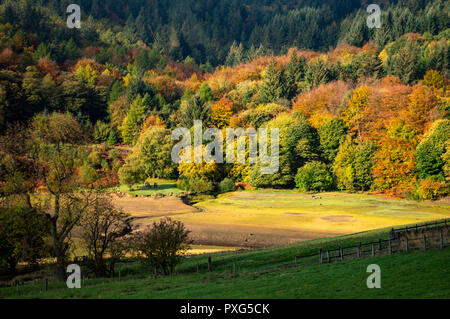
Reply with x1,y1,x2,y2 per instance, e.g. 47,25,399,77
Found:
321,215,355,222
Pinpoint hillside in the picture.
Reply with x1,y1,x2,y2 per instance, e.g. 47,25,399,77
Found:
1,224,449,298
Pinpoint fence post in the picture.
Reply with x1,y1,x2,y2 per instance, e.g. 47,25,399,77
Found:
371,242,375,256
378,239,382,253
356,243,361,258
208,256,212,271
415,224,418,231
196,263,199,273
405,237,408,252
319,249,323,264
233,263,236,274
423,235,427,251
326,250,330,263
440,229,443,249
388,239,392,255
45,279,48,292
339,247,343,261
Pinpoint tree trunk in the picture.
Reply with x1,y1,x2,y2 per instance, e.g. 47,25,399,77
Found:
8,259,17,276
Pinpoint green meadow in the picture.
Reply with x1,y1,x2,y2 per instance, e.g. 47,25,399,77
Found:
1,224,449,299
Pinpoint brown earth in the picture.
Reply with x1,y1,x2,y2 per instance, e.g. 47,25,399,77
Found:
111,194,340,248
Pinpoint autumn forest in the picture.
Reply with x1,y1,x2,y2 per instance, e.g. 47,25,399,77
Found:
0,0,449,289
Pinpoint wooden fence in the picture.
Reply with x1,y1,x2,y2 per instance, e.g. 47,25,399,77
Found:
390,218,449,236
318,219,450,264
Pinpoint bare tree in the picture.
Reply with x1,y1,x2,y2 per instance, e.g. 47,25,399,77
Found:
80,194,133,277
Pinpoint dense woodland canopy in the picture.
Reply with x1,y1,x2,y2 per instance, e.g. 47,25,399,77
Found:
0,0,449,202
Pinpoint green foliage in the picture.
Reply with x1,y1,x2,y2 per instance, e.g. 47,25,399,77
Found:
79,163,99,184
126,78,154,103
260,59,286,103
443,141,450,182
225,42,246,67
333,139,376,191
0,207,49,274
240,103,288,128
119,126,176,187
32,42,52,61
177,178,215,194
318,119,347,163
285,113,321,170
180,95,211,128
295,161,333,192
249,113,321,189
93,121,112,143
108,81,123,104
386,41,425,84
121,94,150,145
88,148,102,169
304,59,334,88
107,128,119,146
285,52,306,100
134,49,161,72
218,178,236,194
416,119,450,179
198,82,214,103
30,112,86,146
139,217,191,275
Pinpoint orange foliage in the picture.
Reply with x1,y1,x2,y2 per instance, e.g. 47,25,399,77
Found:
36,57,60,80
73,58,104,73
372,137,417,196
209,97,233,128
145,75,182,103
359,81,412,141
109,96,130,130
0,47,18,69
405,84,439,135
293,81,351,127
141,115,165,134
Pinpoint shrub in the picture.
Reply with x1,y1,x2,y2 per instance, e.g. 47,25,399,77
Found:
218,178,236,193
177,179,214,194
111,159,123,171
295,161,333,192
138,217,191,275
108,148,119,161
414,177,448,200
88,148,102,168
107,129,118,145
101,159,110,170
79,163,99,184
80,195,132,277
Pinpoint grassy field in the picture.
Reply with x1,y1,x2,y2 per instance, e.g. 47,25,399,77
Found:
109,179,183,196
129,190,450,248
1,225,449,299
